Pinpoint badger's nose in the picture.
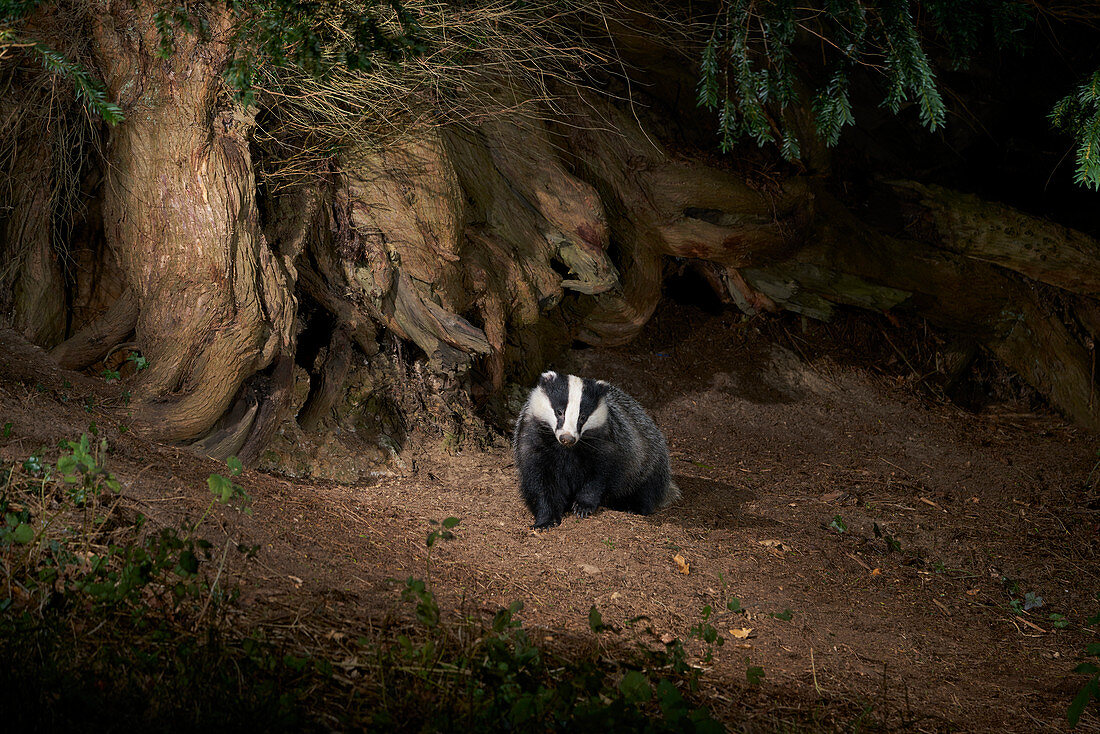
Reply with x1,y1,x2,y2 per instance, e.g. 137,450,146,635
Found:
557,432,577,447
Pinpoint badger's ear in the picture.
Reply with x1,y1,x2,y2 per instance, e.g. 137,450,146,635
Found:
539,370,557,385
588,378,611,398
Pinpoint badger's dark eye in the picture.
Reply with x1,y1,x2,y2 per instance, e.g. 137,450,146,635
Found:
555,409,564,417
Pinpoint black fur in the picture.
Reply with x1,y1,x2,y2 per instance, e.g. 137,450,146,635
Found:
513,373,677,529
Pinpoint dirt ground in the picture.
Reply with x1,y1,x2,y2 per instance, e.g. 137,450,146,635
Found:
2,303,1098,732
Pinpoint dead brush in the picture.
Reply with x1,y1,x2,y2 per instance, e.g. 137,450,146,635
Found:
251,0,617,191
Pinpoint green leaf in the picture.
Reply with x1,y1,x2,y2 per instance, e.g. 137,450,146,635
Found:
227,456,244,476
829,515,847,534
588,605,606,633
12,523,35,544
1068,675,1099,727
618,670,652,703
727,597,743,613
177,549,199,575
207,473,231,501
746,665,765,685
1023,591,1044,611
442,516,461,529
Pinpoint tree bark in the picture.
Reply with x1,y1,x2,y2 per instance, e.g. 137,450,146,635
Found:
1,100,66,347
91,2,294,443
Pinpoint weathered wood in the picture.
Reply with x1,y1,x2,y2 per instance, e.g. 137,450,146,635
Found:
1,100,66,347
804,186,1100,430
553,90,809,345
737,262,911,321
893,180,1100,296
298,329,354,432
49,290,139,370
92,2,294,443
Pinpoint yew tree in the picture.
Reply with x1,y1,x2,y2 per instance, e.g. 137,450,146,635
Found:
2,0,1098,476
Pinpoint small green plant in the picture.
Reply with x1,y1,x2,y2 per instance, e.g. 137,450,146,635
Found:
1049,613,1070,629
127,353,149,370
101,368,121,383
57,433,121,504
1024,591,1044,611
746,661,766,685
874,522,902,552
726,597,743,613
829,515,848,534
588,605,612,633
386,589,721,732
770,608,794,621
602,537,615,550
1,422,11,439
401,577,440,630
1069,644,1100,728
205,456,252,517
1008,590,1044,615
688,605,724,663
424,516,460,583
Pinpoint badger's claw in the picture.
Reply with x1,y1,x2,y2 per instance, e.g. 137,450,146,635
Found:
531,517,561,531
572,503,596,519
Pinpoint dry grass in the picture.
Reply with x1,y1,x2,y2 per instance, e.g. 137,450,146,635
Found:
252,0,627,190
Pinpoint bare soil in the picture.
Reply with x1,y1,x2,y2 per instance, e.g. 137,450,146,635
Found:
2,304,1098,732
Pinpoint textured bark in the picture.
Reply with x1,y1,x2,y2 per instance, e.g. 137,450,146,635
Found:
554,91,809,345
1,105,66,347
297,327,353,432
50,290,139,369
91,2,295,443
754,185,1100,431
893,181,1100,296
3,3,1097,459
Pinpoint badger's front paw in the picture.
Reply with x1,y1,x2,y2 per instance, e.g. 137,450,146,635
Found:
531,516,562,531
572,503,597,519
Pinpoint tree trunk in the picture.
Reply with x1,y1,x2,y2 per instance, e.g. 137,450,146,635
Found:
89,2,294,444
1,99,66,347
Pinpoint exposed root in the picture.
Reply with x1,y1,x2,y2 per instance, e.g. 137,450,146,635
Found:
49,290,139,370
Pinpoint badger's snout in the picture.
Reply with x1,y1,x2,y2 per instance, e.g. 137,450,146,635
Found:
557,432,577,447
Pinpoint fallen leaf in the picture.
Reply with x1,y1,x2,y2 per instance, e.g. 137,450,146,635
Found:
758,539,792,553
871,568,882,576
820,490,847,503
729,627,754,639
288,575,303,588
966,588,980,596
673,554,690,574
734,643,753,649
660,633,676,644
579,564,601,575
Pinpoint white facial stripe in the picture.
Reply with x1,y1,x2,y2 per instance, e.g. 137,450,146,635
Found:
527,386,556,428
581,398,608,433
559,375,583,437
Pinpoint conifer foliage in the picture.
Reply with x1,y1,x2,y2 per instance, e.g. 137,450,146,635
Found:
695,0,1031,162
1051,69,1100,190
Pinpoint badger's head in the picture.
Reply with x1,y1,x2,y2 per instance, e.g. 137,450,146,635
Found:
527,371,609,447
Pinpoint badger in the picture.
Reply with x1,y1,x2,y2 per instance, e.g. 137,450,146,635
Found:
512,371,679,529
